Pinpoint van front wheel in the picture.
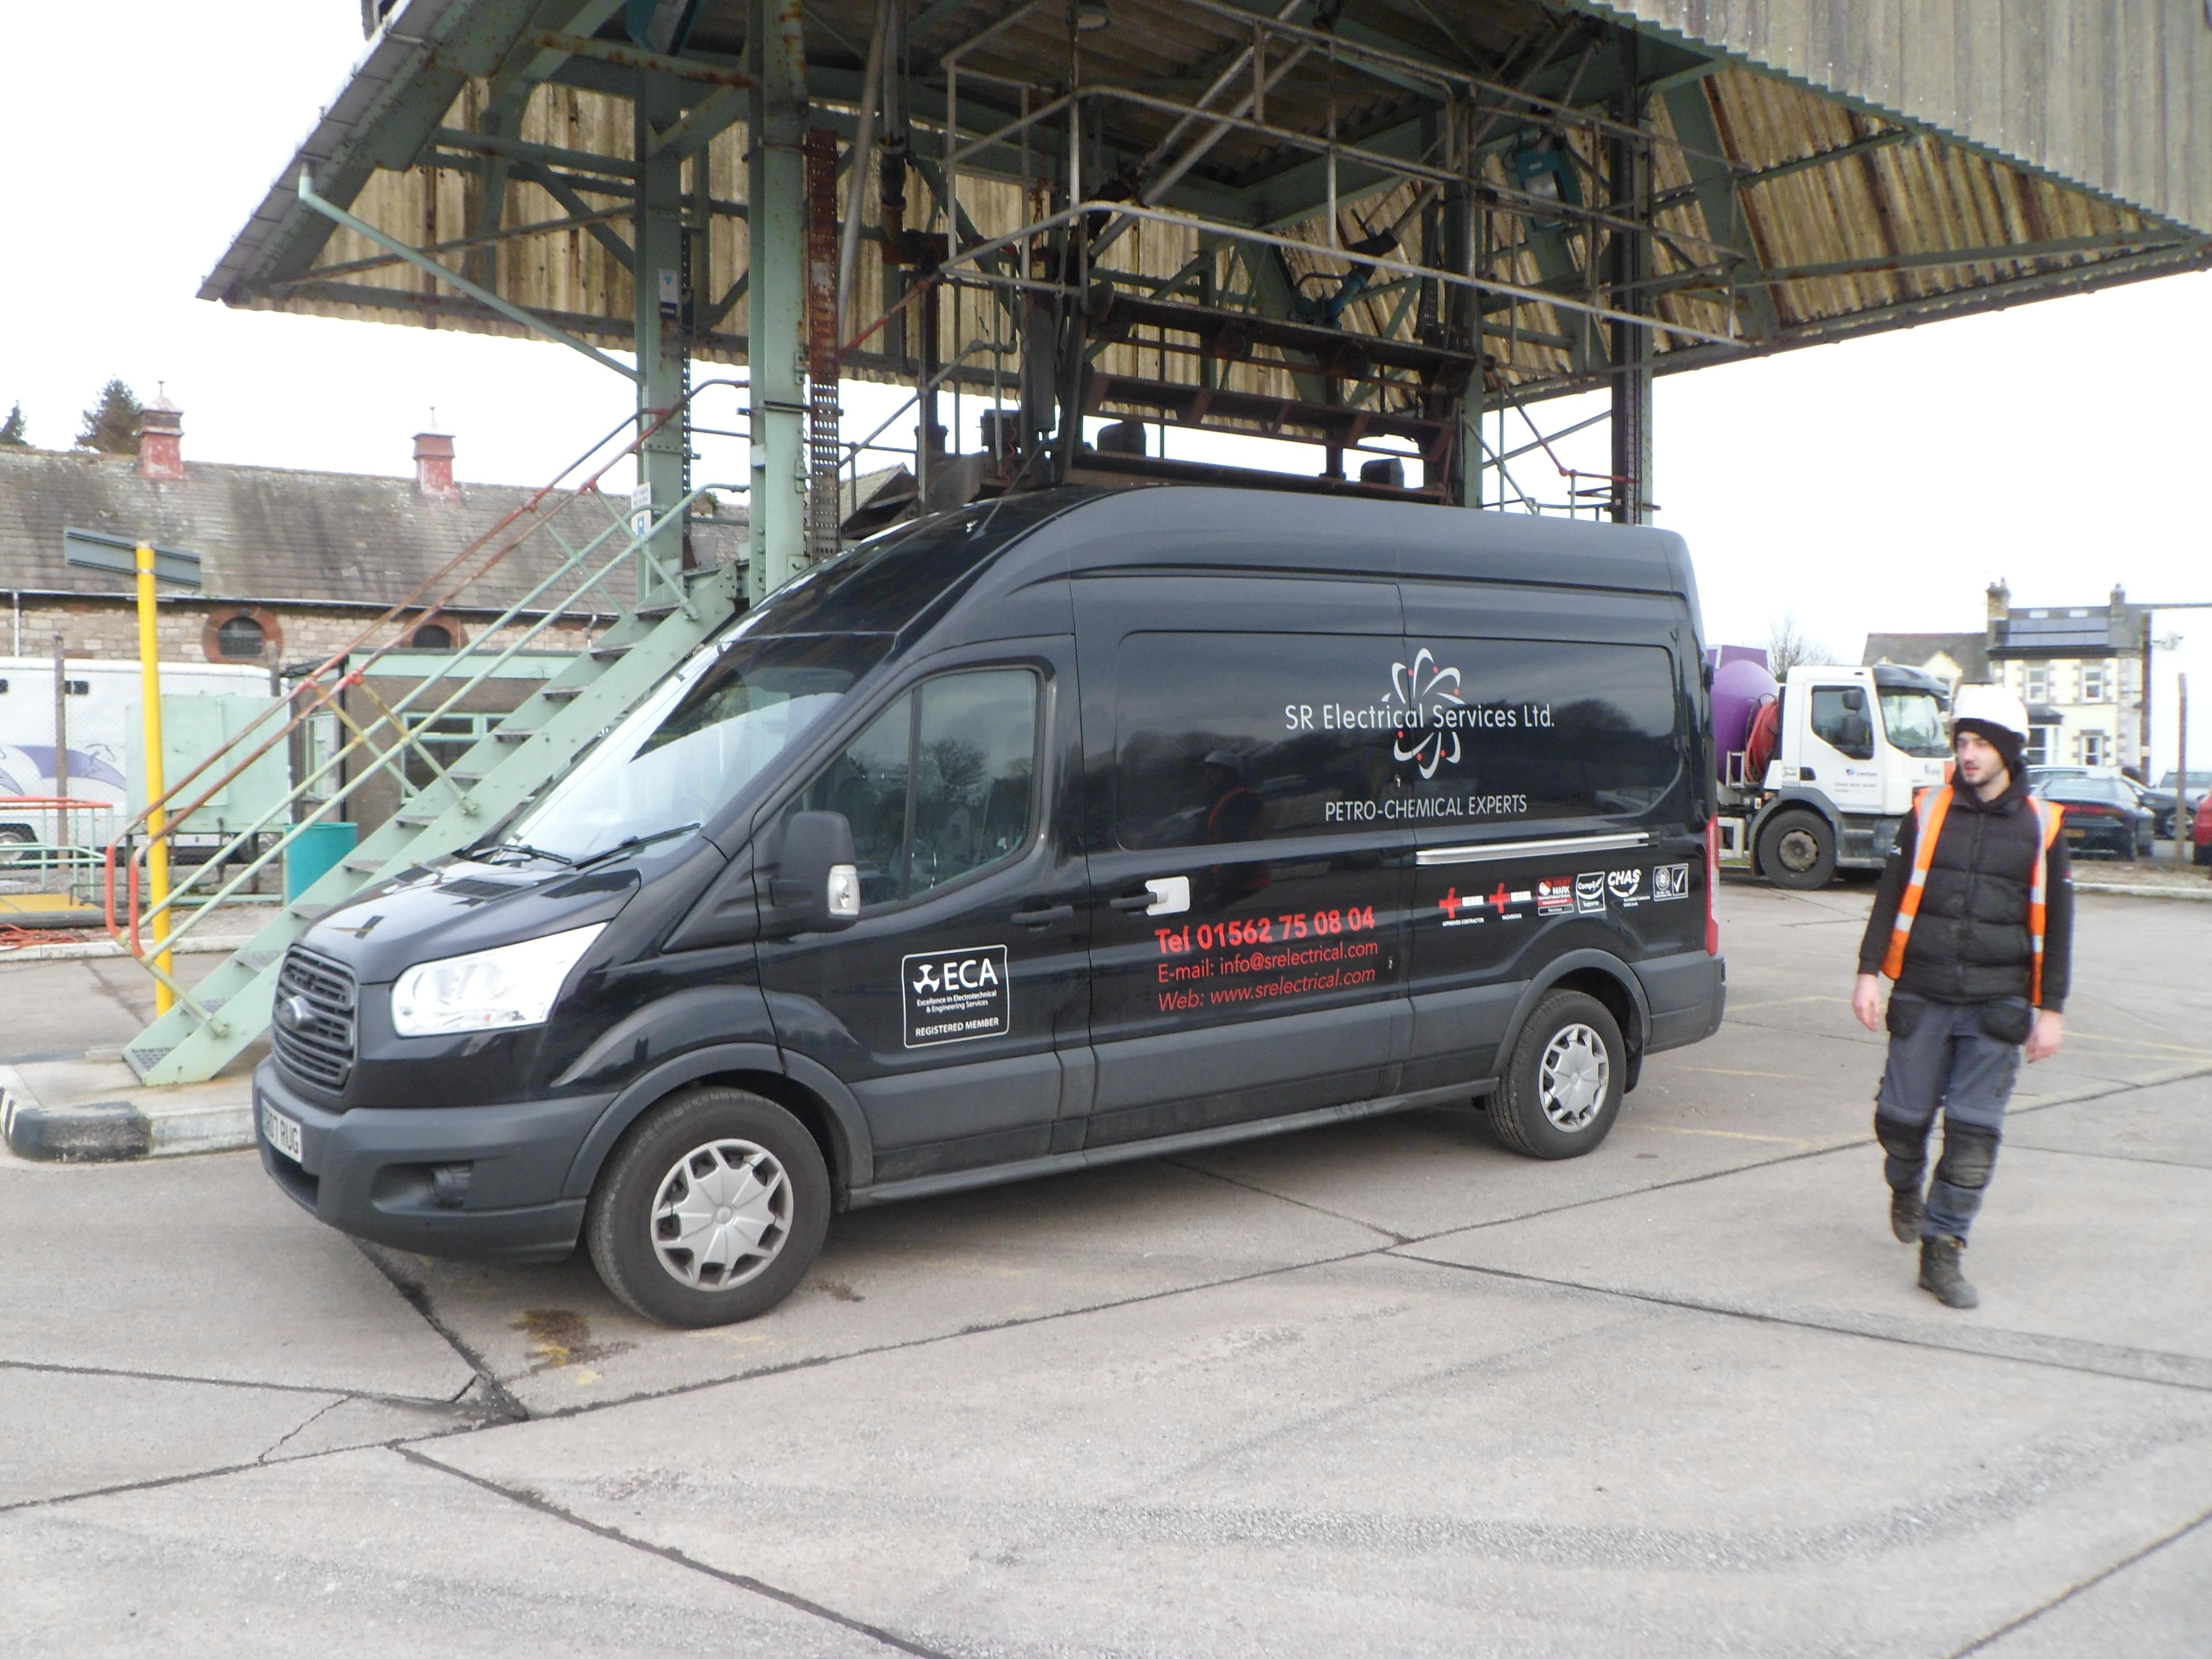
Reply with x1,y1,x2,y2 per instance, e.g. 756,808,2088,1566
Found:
1490,991,1626,1160
585,1087,830,1328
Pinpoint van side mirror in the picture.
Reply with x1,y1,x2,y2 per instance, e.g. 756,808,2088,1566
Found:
766,811,861,934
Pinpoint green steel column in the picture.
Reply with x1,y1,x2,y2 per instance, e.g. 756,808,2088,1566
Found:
1609,33,1654,526
747,0,809,603
1444,103,1481,508
634,77,688,603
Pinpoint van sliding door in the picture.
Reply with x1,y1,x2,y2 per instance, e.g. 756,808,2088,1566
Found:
1396,581,1704,1090
1075,576,1415,1147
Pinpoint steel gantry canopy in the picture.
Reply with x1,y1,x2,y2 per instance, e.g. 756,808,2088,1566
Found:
205,1,2212,594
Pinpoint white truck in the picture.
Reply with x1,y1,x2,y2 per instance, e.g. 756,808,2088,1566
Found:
1715,663,1955,889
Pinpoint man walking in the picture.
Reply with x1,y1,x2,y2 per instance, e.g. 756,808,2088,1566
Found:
1851,686,2073,1309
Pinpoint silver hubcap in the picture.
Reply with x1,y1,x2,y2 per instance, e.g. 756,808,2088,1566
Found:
1539,1024,1610,1131
649,1139,792,1291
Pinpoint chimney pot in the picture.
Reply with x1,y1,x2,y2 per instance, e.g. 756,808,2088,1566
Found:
136,399,184,482
414,431,458,498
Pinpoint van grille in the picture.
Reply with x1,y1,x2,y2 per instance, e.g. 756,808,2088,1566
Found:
272,947,357,1092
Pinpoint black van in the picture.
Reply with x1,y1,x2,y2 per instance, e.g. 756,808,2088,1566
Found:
254,486,1725,1327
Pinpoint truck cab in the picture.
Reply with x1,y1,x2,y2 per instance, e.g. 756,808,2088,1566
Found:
1724,664,1952,888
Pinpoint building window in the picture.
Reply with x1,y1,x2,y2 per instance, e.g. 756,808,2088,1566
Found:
2080,662,2107,701
2024,664,2048,702
2025,726,2052,767
408,621,457,651
2080,731,2108,767
203,606,283,665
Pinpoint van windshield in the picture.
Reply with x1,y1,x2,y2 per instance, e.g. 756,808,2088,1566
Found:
1878,690,1949,758
498,632,889,862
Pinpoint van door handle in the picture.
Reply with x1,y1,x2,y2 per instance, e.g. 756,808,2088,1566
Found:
1109,891,1156,911
1012,902,1074,928
1112,876,1189,915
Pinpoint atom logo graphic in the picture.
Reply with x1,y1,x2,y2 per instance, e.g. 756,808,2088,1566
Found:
1388,647,1467,779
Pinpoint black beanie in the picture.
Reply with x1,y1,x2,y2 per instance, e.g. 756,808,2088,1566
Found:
1954,717,2027,779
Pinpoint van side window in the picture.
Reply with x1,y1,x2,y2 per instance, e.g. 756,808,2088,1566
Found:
788,668,1038,906
1811,686,1875,759
1114,633,1397,849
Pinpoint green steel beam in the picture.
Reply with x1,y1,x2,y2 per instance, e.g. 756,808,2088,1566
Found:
748,0,809,602
1660,79,1777,342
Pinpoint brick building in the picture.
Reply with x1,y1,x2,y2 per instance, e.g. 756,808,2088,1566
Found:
0,396,748,671
1864,582,2149,772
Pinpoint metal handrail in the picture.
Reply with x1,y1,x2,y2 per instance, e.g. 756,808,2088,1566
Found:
102,377,755,1007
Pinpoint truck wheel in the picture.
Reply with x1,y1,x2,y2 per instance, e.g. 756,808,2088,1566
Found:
1758,811,1836,890
585,1086,830,1329
1489,991,1625,1160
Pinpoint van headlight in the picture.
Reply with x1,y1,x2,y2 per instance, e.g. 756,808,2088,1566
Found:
390,923,607,1038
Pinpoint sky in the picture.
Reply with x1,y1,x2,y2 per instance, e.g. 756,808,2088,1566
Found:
3,4,2206,773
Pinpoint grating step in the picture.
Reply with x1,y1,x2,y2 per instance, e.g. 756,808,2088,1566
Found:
589,641,632,662
123,1047,170,1081
396,811,436,828
341,854,382,874
494,727,539,742
542,684,585,700
239,948,282,972
288,902,333,922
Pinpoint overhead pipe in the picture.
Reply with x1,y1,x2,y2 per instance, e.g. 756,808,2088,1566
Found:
836,1,889,337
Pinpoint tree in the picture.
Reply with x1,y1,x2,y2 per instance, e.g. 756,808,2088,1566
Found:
1768,611,1834,676
75,378,142,454
0,402,25,446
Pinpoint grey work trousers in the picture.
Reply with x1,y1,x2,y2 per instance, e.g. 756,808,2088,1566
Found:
1873,992,2029,1242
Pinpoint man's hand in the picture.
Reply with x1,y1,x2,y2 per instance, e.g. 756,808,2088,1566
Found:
1853,973,1883,1033
2027,1009,2065,1062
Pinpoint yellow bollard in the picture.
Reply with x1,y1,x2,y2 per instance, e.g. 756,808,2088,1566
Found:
136,542,174,1014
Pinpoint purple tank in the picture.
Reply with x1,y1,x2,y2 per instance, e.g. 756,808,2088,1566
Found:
1712,656,1778,769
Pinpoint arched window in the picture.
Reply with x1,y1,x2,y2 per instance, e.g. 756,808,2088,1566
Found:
216,614,266,661
409,622,454,651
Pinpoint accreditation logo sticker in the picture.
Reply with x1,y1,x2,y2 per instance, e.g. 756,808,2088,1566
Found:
1653,863,1691,901
1575,871,1607,914
1536,876,1576,916
902,946,1010,1047
1608,868,1646,907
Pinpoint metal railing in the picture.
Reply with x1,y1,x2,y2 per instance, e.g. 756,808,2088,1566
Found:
101,379,757,1023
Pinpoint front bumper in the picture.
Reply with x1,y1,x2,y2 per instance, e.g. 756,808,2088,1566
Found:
253,1060,611,1263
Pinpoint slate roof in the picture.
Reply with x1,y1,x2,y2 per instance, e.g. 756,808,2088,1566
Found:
1990,607,2141,658
1862,631,1990,681
0,446,749,615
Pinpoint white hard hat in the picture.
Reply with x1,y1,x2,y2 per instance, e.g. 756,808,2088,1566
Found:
1949,683,2030,741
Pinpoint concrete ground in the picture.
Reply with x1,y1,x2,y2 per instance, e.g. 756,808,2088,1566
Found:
3,883,2208,1656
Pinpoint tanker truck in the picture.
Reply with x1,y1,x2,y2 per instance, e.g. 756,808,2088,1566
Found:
1710,654,1955,889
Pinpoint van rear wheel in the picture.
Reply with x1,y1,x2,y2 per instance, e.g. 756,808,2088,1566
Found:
1490,991,1625,1160
1758,810,1836,890
585,1086,830,1329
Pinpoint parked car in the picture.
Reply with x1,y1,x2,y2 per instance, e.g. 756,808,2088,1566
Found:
2196,794,2212,867
2160,769,2212,796
2028,766,2176,838
2035,775,2156,859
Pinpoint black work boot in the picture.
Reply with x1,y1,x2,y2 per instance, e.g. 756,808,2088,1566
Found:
1918,1235,1978,1310
1889,1186,1926,1244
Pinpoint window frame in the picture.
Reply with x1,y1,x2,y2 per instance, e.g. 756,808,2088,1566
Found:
780,661,1048,916
1809,684,1877,760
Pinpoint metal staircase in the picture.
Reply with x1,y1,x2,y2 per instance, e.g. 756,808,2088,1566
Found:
122,565,735,1084
110,394,752,1086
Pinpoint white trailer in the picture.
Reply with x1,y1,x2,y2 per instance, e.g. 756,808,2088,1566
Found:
1717,664,1955,889
0,656,276,854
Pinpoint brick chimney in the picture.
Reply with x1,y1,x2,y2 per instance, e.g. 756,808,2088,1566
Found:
1985,579,2010,624
136,394,184,482
413,430,458,498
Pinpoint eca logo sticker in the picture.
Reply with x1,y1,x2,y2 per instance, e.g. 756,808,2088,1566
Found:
902,946,1010,1047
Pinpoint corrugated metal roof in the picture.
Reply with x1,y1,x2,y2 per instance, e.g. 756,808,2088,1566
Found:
1583,0,2212,236
198,1,2212,427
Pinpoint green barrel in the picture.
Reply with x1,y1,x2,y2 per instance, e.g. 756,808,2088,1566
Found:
284,821,358,903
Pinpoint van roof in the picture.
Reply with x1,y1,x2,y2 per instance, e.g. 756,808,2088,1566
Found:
746,484,1696,645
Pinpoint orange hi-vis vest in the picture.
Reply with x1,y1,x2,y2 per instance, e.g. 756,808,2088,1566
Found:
1881,785,2066,1004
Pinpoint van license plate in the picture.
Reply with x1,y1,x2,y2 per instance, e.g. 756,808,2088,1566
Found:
263,1104,303,1163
